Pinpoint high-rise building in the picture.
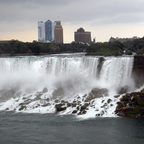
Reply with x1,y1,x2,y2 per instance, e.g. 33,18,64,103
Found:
52,22,56,42
45,20,52,42
38,21,45,42
74,27,91,44
54,21,63,43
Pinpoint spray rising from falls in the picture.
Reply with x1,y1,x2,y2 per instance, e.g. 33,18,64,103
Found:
0,54,134,118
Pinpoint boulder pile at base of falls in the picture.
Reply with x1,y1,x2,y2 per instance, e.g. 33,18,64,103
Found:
3,87,114,117
115,88,144,118
54,87,109,115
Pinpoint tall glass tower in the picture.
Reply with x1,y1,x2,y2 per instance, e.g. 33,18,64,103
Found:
45,20,52,42
38,21,45,42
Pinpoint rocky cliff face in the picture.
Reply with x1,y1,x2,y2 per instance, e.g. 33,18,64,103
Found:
115,90,144,118
132,56,144,87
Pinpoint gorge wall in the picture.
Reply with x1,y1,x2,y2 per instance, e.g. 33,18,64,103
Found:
132,56,144,87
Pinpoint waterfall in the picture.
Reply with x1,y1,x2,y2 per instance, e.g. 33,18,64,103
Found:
0,54,134,117
99,57,134,91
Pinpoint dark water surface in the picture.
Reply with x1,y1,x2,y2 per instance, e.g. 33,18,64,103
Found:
0,111,144,144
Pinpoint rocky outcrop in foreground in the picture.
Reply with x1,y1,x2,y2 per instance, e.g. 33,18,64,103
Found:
115,89,144,118
55,88,109,115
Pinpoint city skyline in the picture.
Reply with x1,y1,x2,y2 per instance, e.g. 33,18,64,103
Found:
0,0,144,43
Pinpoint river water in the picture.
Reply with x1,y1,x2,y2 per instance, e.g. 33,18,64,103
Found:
0,111,144,144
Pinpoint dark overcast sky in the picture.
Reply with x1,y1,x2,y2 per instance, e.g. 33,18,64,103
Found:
0,0,144,42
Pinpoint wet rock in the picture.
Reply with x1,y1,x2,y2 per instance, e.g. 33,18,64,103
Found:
5,108,9,111
35,104,40,108
72,103,77,107
55,104,66,112
77,106,80,110
91,88,108,98
102,100,105,103
73,100,77,103
77,112,81,115
61,100,66,104
72,110,77,114
33,93,42,101
55,99,60,103
85,93,103,102
19,105,26,111
42,103,50,107
101,103,107,108
77,101,81,105
114,95,120,98
83,94,87,98
107,99,112,104
52,88,64,98
100,88,109,96
96,113,101,116
91,100,95,104
67,102,71,107
23,99,31,105
46,98,50,102
85,94,93,102
91,88,101,95
100,110,105,116
79,103,89,113
117,86,129,94
82,110,87,114
43,87,48,93
78,110,87,115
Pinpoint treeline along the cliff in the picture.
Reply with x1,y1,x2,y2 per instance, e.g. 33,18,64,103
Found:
86,37,144,56
123,37,144,54
86,41,124,56
0,40,88,56
1,37,144,56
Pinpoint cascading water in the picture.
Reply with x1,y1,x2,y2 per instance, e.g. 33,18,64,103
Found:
0,53,135,118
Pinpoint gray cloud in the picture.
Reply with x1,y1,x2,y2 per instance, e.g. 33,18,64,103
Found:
0,0,144,35
0,0,144,24
0,0,74,5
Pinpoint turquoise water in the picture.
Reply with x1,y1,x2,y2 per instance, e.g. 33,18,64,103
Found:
0,111,144,144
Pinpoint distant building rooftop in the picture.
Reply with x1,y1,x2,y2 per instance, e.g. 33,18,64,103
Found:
77,27,85,32
109,36,139,43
